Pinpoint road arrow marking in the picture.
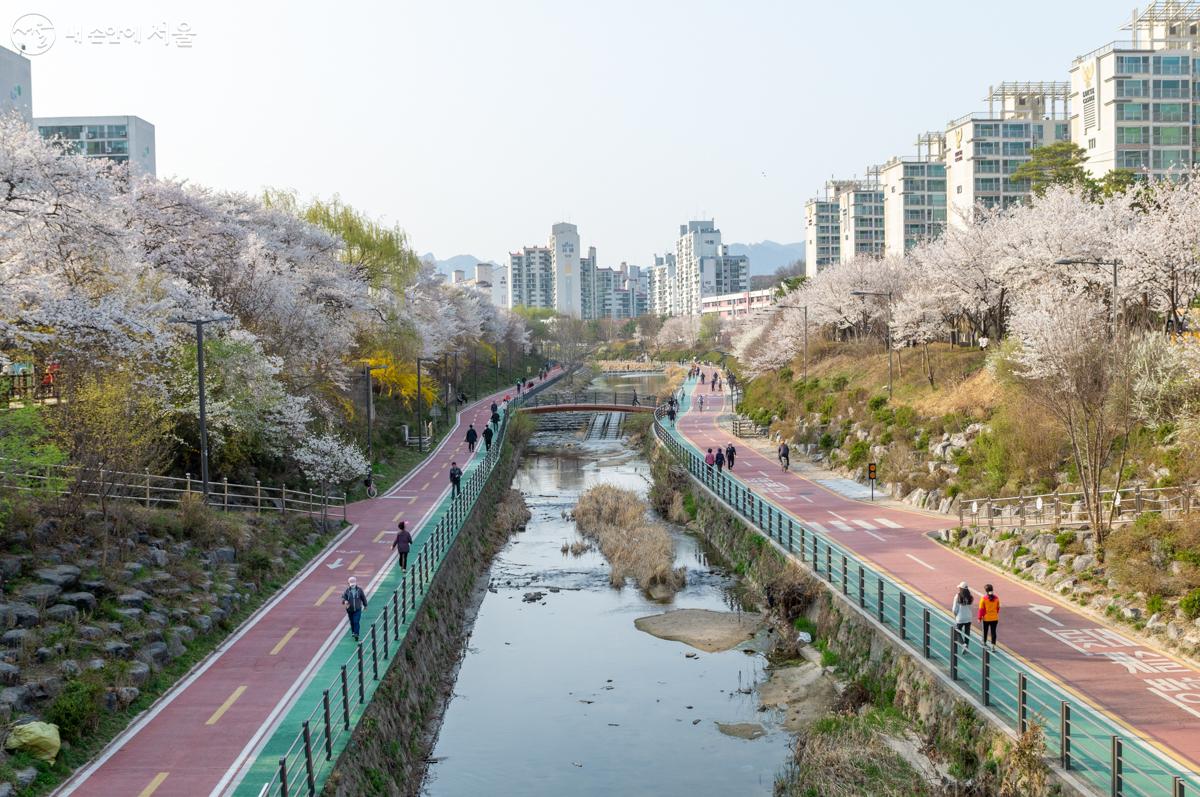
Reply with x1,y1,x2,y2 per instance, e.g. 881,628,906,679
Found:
326,558,344,570
1029,604,1062,627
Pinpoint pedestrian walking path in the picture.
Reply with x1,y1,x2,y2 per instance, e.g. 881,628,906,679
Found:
55,370,562,797
670,379,1200,795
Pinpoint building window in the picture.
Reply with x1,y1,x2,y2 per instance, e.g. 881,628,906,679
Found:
1153,148,1189,170
1154,102,1187,122
1117,54,1150,74
1154,126,1188,146
1002,123,1030,138
975,123,1000,137
1117,126,1150,144
1116,79,1150,97
1116,102,1151,121
1055,123,1070,141
975,178,1001,192
1001,141,1030,157
1154,79,1188,98
1116,149,1150,169
1154,55,1189,75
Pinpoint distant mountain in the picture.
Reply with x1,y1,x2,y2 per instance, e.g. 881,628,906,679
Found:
725,241,805,276
420,253,499,278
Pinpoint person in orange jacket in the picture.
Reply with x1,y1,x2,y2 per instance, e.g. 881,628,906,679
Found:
977,583,1000,650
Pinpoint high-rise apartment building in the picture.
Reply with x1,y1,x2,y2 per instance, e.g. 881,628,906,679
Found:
674,220,748,316
0,46,32,122
803,189,841,274
944,83,1070,224
550,222,582,318
838,172,886,260
35,115,157,175
508,246,553,309
880,132,948,255
649,253,678,317
1070,4,1200,179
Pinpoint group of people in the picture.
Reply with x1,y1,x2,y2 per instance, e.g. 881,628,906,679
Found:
951,582,1001,650
703,443,737,473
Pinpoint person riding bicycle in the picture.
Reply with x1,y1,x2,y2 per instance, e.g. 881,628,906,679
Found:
777,441,790,471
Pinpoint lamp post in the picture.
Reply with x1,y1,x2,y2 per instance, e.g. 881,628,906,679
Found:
850,290,894,396
359,362,385,468
171,315,233,500
416,357,429,453
1053,257,1120,339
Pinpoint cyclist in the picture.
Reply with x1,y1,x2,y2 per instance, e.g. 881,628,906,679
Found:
777,441,790,472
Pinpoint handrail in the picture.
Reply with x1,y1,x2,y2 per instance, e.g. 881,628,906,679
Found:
517,390,660,410
650,398,1200,797
956,483,1197,529
254,370,563,797
0,458,343,518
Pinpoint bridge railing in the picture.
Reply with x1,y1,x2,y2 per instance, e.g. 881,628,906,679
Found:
518,390,660,410
0,458,343,519
651,403,1200,797
257,371,563,797
956,484,1197,530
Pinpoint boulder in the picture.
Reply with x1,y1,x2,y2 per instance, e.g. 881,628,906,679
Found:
1,630,32,648
117,590,152,609
0,686,31,712
211,547,237,564
58,660,80,678
0,557,22,579
13,767,35,788
18,583,61,605
60,592,98,612
0,664,19,686
76,625,104,641
137,642,170,668
34,565,79,588
44,605,78,624
147,548,168,567
114,608,143,623
127,661,151,686
1027,562,1049,582
1072,554,1097,573
103,641,133,660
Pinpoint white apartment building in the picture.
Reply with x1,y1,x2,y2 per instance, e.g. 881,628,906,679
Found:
649,253,678,317
838,173,886,260
508,246,553,309
700,288,777,319
0,46,32,122
944,83,1070,224
35,115,157,175
550,222,582,318
1070,4,1200,179
803,192,841,274
674,220,749,316
880,132,948,256
452,262,508,308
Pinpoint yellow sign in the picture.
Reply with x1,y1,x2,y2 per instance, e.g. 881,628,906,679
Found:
1082,63,1095,89
954,128,963,148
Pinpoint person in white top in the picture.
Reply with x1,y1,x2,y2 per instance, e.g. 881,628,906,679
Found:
951,581,974,651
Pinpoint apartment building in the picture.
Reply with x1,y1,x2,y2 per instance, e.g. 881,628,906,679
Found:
838,172,886,259
452,262,508,307
944,82,1070,223
508,246,554,309
35,115,157,175
0,46,31,122
649,253,678,317
700,289,777,319
1070,4,1200,179
674,220,749,316
803,191,840,274
880,132,948,255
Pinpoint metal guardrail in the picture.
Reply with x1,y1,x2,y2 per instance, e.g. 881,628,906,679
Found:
957,484,1198,530
651,404,1200,797
518,390,661,410
731,416,768,438
257,372,562,797
0,459,343,519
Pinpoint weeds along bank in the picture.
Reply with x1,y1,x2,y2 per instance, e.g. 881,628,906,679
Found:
646,443,1070,797
325,422,534,797
0,495,340,796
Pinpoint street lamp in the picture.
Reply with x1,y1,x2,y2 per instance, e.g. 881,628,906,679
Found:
358,362,385,469
416,357,430,453
1054,257,1120,339
170,315,233,501
850,290,894,396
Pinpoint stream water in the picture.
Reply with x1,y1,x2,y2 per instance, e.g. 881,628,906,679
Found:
422,372,792,796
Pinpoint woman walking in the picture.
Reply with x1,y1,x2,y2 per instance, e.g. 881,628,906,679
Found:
393,521,412,570
951,581,973,650
977,584,1000,650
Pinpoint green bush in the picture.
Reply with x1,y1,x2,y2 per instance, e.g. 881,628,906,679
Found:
1180,588,1200,619
830,375,849,391
846,440,871,469
239,550,273,585
819,433,835,451
1146,594,1165,615
893,405,917,430
867,395,888,411
46,677,106,741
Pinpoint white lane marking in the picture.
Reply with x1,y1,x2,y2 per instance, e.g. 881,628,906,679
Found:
799,494,814,503
864,530,888,542
830,521,854,532
828,511,847,521
852,519,878,530
1028,604,1063,627
906,554,936,571
875,518,902,529
806,521,830,535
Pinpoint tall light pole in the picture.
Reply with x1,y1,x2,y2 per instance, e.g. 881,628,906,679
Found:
171,315,232,500
416,357,429,453
850,290,894,396
1054,257,1120,339
359,362,385,470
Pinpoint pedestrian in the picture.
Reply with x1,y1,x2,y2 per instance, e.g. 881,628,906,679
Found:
449,461,463,498
725,442,736,469
978,584,1000,649
491,409,501,429
698,395,704,412
465,423,478,452
778,441,790,471
715,447,725,472
704,448,715,474
341,576,368,642
631,391,640,406
710,377,716,392
667,407,676,425
482,424,494,451
491,400,498,415
952,581,974,650
700,372,706,386
393,521,412,570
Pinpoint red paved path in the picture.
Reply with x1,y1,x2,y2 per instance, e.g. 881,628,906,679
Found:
678,386,1200,775
56,372,559,797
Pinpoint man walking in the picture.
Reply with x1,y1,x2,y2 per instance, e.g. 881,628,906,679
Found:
491,408,501,429
482,424,494,451
715,446,725,473
449,461,463,498
725,442,736,470
667,406,676,425
977,584,1000,650
465,423,478,452
393,521,412,570
341,576,368,642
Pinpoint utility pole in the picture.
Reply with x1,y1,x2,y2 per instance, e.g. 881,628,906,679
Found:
171,315,233,501
360,362,384,468
416,357,428,453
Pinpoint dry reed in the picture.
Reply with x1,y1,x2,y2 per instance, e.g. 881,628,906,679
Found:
573,484,686,594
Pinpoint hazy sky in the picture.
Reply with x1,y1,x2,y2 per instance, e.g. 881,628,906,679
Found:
17,0,1139,264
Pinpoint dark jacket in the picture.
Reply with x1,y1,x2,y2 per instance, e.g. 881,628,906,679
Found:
449,466,463,484
491,411,501,425
342,586,367,613
465,427,478,443
490,402,498,413
393,530,412,553
482,426,494,443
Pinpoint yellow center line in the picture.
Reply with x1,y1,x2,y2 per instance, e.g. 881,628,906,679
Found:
392,511,404,522
373,530,388,543
421,481,431,490
137,772,170,797
348,553,365,570
314,586,337,607
408,496,418,504
206,685,247,726
270,627,300,656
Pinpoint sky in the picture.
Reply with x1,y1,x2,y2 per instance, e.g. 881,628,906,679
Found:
14,0,1142,265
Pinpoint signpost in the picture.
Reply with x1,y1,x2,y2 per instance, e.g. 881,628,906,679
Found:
868,462,877,501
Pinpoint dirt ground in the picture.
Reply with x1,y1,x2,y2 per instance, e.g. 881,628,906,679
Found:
633,608,764,652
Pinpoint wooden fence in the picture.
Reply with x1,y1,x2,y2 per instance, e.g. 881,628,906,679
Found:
956,483,1196,529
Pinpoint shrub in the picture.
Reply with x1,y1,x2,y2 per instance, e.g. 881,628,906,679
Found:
1181,589,1200,619
1146,594,1165,615
846,440,871,469
867,395,888,412
46,677,106,741
893,405,917,430
830,375,849,391
819,433,835,452
574,485,686,594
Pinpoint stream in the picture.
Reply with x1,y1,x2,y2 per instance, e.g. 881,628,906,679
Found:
422,372,793,795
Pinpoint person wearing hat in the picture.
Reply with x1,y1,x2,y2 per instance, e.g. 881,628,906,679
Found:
951,581,974,651
341,576,368,642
